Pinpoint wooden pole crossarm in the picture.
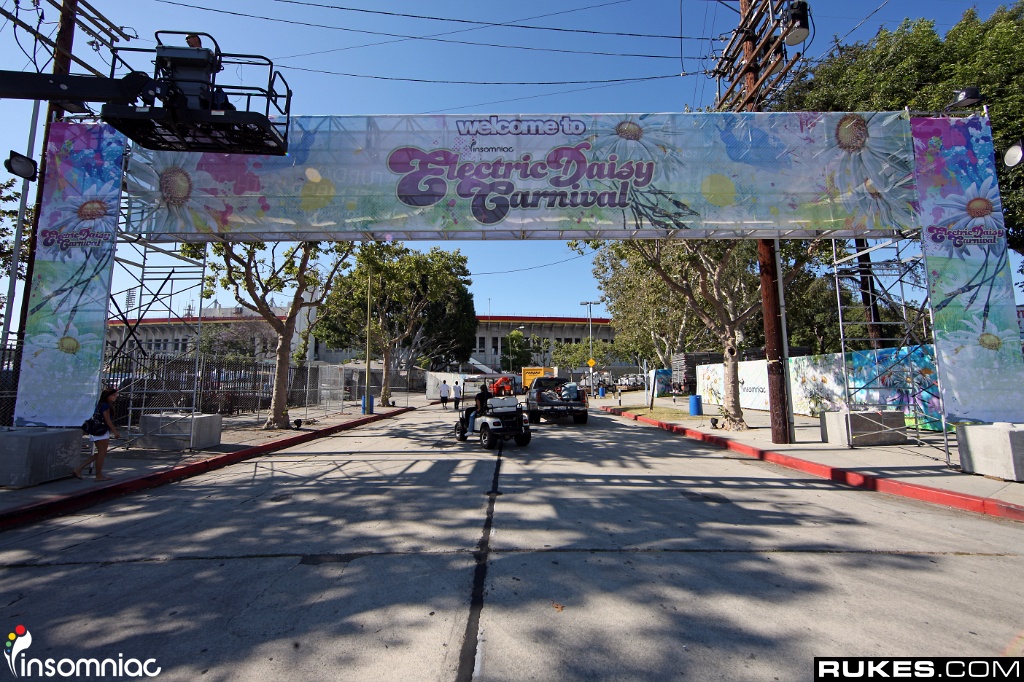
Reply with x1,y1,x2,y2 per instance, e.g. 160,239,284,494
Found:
0,7,104,77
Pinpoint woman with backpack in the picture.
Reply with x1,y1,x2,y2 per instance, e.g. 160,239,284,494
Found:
74,387,121,481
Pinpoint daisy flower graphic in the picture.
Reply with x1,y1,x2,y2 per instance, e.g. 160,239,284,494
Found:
933,175,1004,232
23,315,103,376
826,112,914,227
839,174,916,230
127,149,225,236
50,180,119,234
584,115,685,180
43,180,119,261
937,314,1020,372
577,115,697,230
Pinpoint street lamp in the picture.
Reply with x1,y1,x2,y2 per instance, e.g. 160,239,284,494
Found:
580,301,599,394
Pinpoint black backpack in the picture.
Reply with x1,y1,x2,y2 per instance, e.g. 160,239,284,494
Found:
81,407,107,436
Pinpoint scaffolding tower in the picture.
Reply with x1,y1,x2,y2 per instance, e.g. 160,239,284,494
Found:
830,233,951,462
107,194,209,447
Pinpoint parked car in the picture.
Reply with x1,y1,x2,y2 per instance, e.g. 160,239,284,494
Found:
526,376,589,424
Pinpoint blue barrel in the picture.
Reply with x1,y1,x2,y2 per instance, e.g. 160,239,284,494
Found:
689,394,703,416
362,394,374,415
599,386,606,398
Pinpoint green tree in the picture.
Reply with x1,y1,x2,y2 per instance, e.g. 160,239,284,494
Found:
550,339,616,381
315,242,471,406
500,329,534,372
411,282,477,371
527,334,552,367
588,239,827,430
775,5,1024,261
592,245,706,367
181,241,355,429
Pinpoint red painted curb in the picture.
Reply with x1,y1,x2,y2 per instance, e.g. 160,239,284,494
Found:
0,407,416,532
601,406,1024,523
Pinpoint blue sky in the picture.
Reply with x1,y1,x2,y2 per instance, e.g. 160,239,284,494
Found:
1,0,1020,322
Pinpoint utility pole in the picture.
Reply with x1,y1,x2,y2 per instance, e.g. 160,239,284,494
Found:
855,238,884,349
714,0,804,444
1,0,131,346
16,0,80,344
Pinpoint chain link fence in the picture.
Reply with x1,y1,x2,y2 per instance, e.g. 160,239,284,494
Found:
0,343,428,429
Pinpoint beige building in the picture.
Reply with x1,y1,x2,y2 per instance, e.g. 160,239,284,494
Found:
104,302,313,359
106,308,614,368
467,315,615,372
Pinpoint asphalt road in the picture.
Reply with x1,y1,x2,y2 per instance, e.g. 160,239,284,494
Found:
1,407,1022,681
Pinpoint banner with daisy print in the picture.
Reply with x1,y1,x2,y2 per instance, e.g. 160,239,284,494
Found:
912,116,1024,424
123,112,916,241
14,123,125,427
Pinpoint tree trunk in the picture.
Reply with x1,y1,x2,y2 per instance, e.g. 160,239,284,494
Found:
265,322,295,429
720,336,747,430
379,345,393,407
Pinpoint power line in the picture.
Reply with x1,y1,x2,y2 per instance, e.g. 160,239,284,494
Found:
277,37,686,63
271,0,711,40
422,79,662,114
152,0,708,63
272,0,663,60
282,65,683,86
771,0,894,100
472,252,590,276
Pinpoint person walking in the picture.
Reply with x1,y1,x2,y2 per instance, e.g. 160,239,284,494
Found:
452,381,462,411
439,380,450,409
74,387,121,481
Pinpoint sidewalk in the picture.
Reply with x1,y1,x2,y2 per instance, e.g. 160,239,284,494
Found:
0,395,430,531
594,391,1024,522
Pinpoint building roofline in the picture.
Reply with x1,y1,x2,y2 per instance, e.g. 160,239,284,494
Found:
107,315,285,327
476,315,610,325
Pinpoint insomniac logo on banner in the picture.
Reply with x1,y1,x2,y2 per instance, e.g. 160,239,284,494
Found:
5,625,162,678
386,116,658,226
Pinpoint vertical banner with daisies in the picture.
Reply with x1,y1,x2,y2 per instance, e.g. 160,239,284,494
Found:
14,123,124,427
912,116,1024,424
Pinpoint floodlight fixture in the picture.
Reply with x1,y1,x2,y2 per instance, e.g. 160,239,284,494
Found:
4,151,37,181
784,1,810,46
1004,142,1023,168
948,87,983,109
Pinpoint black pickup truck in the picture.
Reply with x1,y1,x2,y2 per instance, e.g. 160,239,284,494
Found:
526,377,589,424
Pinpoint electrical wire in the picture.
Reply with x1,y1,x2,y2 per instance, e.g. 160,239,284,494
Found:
765,0,894,104
270,0,710,40
422,79,660,114
0,0,12,34
276,0,678,61
281,65,684,86
277,37,686,63
151,0,703,62
692,0,712,106
679,0,686,73
471,252,590,276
